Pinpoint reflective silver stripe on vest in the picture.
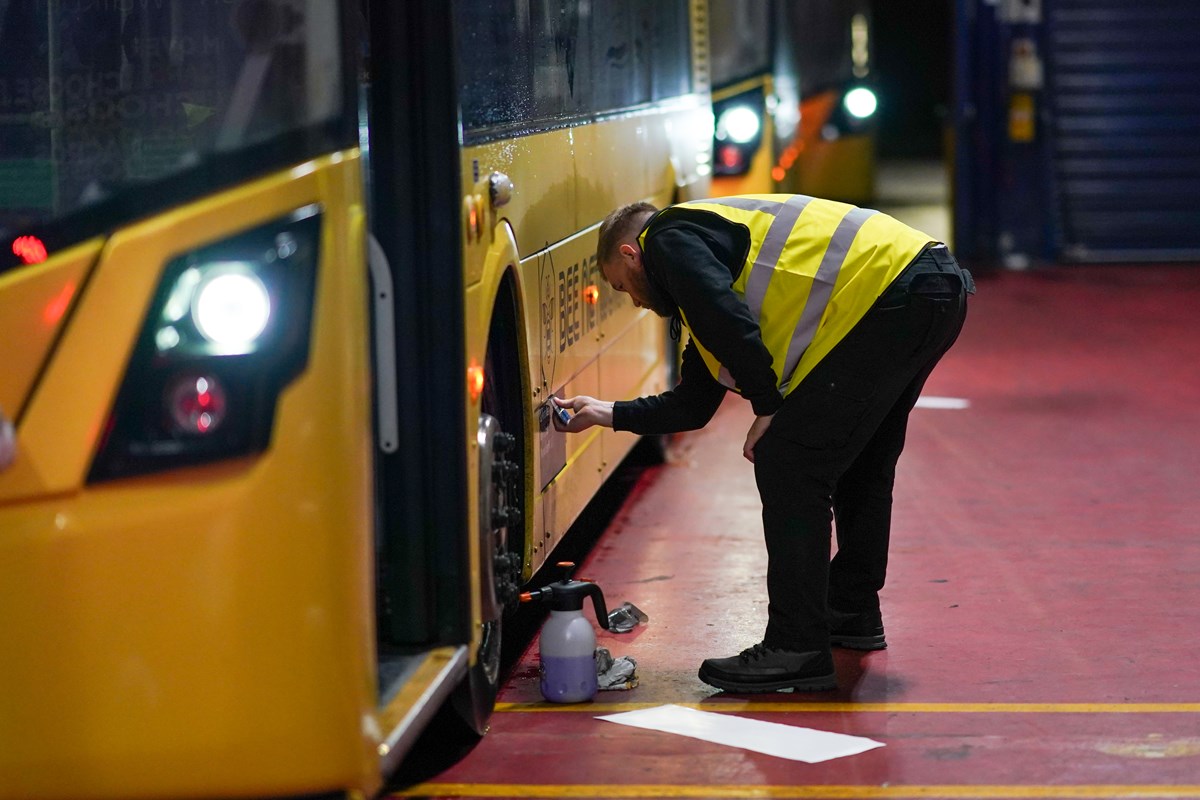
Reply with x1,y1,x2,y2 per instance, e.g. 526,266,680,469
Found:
704,197,812,315
779,206,878,394
705,196,812,390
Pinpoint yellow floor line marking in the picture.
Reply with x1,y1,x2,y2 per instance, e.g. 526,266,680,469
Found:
388,784,1200,798
495,701,1200,713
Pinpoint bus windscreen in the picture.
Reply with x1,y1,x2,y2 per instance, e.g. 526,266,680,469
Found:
0,1,349,269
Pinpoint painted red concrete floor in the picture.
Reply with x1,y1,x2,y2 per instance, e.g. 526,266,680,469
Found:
390,265,1200,799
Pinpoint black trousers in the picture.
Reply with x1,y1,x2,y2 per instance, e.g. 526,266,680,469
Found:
753,246,971,652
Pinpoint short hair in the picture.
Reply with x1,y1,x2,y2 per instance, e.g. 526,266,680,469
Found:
596,201,658,272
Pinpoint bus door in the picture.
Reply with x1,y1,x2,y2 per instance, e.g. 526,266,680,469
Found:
359,0,474,684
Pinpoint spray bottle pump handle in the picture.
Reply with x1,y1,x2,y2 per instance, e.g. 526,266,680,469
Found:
558,561,609,628
518,562,611,629
582,580,611,630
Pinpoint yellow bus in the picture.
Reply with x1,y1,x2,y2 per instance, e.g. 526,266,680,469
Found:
0,2,711,798
708,0,878,202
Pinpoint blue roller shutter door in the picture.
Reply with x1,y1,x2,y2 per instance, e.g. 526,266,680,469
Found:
1047,0,1200,262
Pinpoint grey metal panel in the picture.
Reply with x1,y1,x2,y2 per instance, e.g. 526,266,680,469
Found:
1047,0,1200,261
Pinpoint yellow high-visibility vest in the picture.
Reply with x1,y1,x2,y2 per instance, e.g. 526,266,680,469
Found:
641,194,934,397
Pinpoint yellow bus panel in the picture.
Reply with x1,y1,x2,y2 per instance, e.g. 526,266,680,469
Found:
0,241,99,420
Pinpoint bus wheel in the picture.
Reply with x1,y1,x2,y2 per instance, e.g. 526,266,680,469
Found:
451,412,522,735
451,292,525,734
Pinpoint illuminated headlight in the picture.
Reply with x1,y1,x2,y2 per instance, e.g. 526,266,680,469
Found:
193,266,272,348
844,87,878,120
716,106,762,144
159,263,272,355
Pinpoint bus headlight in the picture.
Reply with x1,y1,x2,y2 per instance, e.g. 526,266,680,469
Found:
89,206,321,482
192,267,272,349
712,89,765,177
716,105,762,144
844,87,878,120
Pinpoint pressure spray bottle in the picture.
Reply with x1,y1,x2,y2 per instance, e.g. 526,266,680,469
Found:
521,562,610,703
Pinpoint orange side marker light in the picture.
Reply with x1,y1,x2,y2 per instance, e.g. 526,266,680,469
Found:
467,362,485,402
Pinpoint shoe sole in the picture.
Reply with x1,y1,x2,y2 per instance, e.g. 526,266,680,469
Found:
697,667,838,693
830,634,887,651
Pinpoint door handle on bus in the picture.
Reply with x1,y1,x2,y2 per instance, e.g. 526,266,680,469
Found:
489,172,514,208
367,232,399,454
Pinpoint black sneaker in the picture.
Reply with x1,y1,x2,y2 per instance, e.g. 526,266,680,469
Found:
698,644,837,692
828,607,887,650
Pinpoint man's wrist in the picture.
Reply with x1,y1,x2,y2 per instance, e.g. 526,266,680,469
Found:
610,400,627,431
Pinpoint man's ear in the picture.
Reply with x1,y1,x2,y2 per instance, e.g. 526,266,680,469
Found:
618,243,639,262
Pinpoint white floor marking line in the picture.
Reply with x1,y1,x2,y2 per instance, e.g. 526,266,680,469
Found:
915,395,970,409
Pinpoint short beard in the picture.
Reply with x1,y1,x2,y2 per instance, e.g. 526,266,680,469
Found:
639,272,677,319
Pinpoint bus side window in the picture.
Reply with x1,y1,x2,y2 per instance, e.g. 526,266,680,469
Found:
455,0,693,140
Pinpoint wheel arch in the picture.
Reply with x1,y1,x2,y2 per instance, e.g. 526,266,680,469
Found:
446,224,533,735
467,220,535,617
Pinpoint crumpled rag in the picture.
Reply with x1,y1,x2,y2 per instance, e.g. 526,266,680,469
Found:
595,646,638,690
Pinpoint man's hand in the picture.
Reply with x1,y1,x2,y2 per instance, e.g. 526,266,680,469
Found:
553,395,614,432
743,413,774,463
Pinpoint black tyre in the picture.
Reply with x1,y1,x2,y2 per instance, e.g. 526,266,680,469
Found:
449,284,525,735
